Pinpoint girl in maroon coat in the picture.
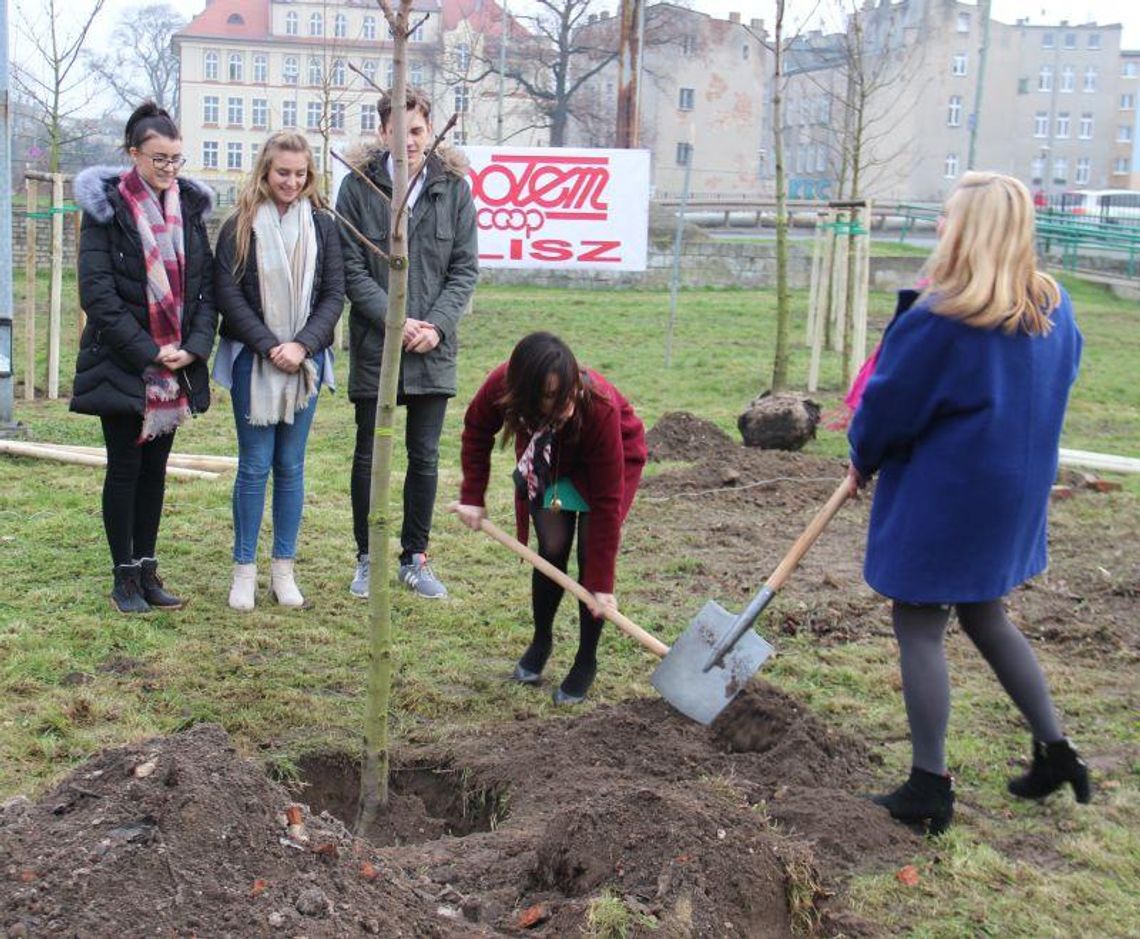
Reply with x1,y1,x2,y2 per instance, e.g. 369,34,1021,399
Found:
456,332,647,704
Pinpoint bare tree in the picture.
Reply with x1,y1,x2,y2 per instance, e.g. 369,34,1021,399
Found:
86,3,186,116
770,0,791,392
13,0,107,172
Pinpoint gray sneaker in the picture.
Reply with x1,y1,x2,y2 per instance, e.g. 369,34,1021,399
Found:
349,554,370,599
399,553,447,599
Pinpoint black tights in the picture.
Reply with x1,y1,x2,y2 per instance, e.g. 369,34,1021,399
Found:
518,509,604,694
892,599,1064,775
100,414,175,567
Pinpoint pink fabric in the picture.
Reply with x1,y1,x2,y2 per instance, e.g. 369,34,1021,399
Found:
118,168,189,441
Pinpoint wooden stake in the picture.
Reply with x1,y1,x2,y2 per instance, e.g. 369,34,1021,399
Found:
74,207,86,342
24,179,37,402
0,440,220,480
47,174,64,400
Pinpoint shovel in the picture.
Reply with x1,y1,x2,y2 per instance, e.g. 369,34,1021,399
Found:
650,477,852,725
448,505,670,659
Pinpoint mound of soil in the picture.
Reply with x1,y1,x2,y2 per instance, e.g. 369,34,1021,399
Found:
646,411,735,462
0,683,911,938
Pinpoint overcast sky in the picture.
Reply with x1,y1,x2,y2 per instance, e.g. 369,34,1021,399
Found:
35,0,1140,56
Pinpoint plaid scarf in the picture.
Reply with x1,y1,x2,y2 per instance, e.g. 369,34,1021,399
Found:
118,167,190,442
513,426,554,507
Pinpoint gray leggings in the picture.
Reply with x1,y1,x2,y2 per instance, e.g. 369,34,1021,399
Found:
892,600,1064,775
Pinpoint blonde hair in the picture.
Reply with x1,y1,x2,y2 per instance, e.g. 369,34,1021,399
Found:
230,131,326,276
921,171,1060,335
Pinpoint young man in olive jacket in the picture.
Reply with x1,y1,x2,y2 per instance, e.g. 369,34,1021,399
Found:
336,88,479,599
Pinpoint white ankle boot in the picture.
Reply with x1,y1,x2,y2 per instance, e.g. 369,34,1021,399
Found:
229,563,257,611
270,557,305,608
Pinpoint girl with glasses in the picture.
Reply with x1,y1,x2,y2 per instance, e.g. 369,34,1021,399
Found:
71,101,217,613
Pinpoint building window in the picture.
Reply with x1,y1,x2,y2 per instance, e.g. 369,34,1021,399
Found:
1076,157,1091,184
815,144,826,173
1084,67,1098,92
307,102,322,130
252,98,268,129
680,35,696,55
204,50,219,81
410,60,424,85
742,43,750,60
363,15,376,40
1122,93,1136,110
334,13,347,38
1060,65,1074,92
330,102,345,131
1063,32,1076,50
453,129,467,146
1089,33,1101,50
1056,112,1070,138
1018,77,1029,94
944,153,959,178
227,142,242,171
282,100,297,128
283,56,298,85
455,43,471,71
1114,156,1129,174
947,95,962,126
454,85,470,114
952,53,967,76
202,141,218,169
309,13,323,37
285,11,298,36
1038,65,1053,92
676,142,693,166
1033,111,1048,137
1125,62,1138,78
227,97,243,126
250,143,259,165
956,11,970,32
386,61,395,88
362,60,378,85
1053,157,1067,182
202,95,219,124
313,150,323,173
361,104,377,132
253,54,267,83
678,87,695,110
410,20,425,42
1118,124,1133,142
228,52,243,82
309,57,322,85
1031,157,1045,182
1042,31,1054,49
1079,113,1094,138
332,59,346,86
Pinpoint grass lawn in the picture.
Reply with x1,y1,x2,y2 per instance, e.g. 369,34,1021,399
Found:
2,273,1137,936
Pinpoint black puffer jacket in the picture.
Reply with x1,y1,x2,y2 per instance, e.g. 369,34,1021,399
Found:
70,166,217,417
213,208,345,357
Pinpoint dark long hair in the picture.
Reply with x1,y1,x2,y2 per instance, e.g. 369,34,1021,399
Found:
123,100,180,153
497,332,592,445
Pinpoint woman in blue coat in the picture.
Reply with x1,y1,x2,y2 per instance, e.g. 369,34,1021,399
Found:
847,172,1090,834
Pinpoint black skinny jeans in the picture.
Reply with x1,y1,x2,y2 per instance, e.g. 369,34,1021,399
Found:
352,395,448,562
100,414,176,567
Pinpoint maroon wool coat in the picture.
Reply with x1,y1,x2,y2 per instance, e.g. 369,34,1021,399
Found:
459,363,647,594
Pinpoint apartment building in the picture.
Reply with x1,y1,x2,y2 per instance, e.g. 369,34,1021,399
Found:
173,0,544,199
571,4,768,197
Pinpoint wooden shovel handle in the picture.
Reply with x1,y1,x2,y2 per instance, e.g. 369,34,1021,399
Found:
765,478,852,592
452,506,669,658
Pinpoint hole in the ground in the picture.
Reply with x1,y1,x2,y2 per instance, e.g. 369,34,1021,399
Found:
289,752,510,847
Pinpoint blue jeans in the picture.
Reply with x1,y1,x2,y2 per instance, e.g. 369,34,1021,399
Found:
230,349,319,563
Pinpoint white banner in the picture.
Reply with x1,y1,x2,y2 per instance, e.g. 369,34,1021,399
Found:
463,146,650,271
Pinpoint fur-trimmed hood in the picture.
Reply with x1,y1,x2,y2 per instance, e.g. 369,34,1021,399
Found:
74,165,216,224
339,141,470,184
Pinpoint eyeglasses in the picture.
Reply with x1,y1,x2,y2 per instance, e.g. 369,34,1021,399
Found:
137,152,187,171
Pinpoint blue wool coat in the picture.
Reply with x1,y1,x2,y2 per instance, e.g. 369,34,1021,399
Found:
848,288,1082,604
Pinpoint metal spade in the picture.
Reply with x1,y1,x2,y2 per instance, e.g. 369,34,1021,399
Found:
651,478,851,725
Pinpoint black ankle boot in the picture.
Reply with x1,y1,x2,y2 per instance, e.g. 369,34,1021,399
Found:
138,558,186,610
1008,738,1091,803
111,563,151,614
872,767,955,835
512,637,552,684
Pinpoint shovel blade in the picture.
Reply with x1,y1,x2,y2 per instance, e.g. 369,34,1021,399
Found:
651,600,775,725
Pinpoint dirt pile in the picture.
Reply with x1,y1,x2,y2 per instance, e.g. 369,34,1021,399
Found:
646,411,735,462
1,683,911,938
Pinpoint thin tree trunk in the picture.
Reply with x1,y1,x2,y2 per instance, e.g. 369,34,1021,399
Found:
770,0,789,392
356,0,412,835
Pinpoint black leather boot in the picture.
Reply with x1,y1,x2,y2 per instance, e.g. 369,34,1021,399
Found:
512,635,553,684
111,563,151,614
552,658,597,706
138,558,186,610
872,767,955,835
1008,738,1091,803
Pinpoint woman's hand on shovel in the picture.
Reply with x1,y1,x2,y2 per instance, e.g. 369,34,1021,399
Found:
591,592,618,620
452,503,487,531
845,464,868,499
